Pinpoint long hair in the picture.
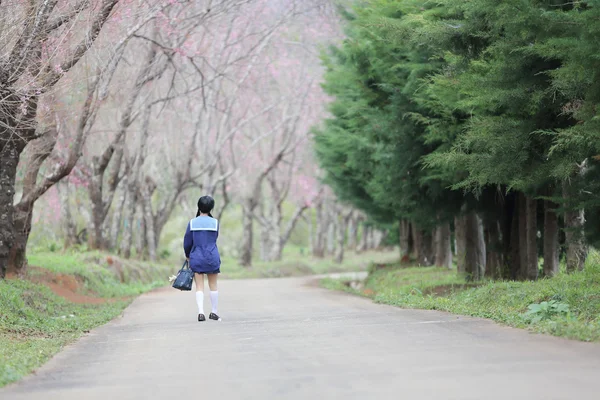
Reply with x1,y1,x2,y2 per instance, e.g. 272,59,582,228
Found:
196,209,213,218
196,195,215,218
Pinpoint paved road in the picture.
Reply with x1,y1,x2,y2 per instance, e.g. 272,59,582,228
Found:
3,277,600,400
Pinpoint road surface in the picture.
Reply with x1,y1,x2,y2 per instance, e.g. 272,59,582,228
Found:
2,276,600,399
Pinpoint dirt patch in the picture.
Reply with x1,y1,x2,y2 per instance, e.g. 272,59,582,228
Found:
362,288,375,297
304,278,323,288
370,263,391,272
22,266,110,305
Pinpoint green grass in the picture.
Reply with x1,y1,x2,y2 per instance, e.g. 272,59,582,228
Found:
1,248,396,387
0,280,132,387
322,255,600,342
27,251,173,297
0,251,173,388
220,249,399,279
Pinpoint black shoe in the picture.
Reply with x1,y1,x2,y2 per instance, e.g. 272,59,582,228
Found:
209,313,221,321
198,314,206,322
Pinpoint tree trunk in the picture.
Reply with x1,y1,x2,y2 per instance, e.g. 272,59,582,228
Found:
373,230,386,249
313,201,326,258
152,192,181,255
89,145,123,251
0,116,25,278
268,204,283,262
412,225,433,266
464,212,486,281
334,215,346,264
0,0,120,278
268,237,282,262
239,199,254,267
334,211,351,264
422,230,434,265
435,222,452,269
141,180,157,262
499,194,516,280
455,216,467,275
134,205,146,259
59,183,78,249
517,193,528,280
408,223,415,259
484,219,503,279
119,180,137,259
89,180,106,250
366,227,377,250
327,215,336,256
10,126,61,275
411,223,422,265
526,196,538,280
476,214,487,280
399,220,411,258
308,210,314,254
259,223,271,262
518,194,538,280
543,200,559,277
7,208,32,277
108,185,127,251
346,215,357,250
0,136,25,277
277,204,309,260
432,226,439,262
509,195,521,280
88,152,117,250
144,203,157,262
258,194,270,262
563,181,588,272
356,223,368,254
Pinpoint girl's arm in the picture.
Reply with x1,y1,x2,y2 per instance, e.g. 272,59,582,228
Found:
183,222,193,258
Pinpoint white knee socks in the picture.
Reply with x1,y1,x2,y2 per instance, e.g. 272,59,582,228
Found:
210,291,219,314
195,291,204,314
196,290,219,315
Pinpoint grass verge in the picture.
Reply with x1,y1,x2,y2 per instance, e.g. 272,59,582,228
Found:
1,249,396,387
220,250,399,279
322,255,600,342
0,251,172,388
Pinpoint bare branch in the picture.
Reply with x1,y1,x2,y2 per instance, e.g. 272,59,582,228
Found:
46,0,90,32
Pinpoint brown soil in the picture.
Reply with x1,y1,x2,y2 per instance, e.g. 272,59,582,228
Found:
362,288,375,297
400,255,411,265
371,263,391,272
21,266,110,305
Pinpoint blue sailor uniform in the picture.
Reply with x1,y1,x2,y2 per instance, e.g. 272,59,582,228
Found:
183,216,221,274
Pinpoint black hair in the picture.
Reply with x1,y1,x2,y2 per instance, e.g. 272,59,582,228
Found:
196,195,215,218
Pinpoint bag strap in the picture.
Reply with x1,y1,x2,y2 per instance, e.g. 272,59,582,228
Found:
181,260,189,270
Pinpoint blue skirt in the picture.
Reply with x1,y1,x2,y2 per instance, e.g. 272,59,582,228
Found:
190,265,220,274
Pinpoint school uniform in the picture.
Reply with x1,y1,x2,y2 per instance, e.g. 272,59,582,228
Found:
183,216,221,274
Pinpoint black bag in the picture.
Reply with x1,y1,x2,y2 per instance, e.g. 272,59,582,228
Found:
172,260,194,291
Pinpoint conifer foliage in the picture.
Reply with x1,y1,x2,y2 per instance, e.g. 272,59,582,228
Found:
314,0,600,279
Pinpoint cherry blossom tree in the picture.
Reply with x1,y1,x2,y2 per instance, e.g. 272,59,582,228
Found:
227,0,339,266
1,0,350,273
0,0,126,277
1,0,212,276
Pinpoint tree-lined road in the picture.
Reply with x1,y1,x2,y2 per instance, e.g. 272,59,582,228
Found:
2,278,600,399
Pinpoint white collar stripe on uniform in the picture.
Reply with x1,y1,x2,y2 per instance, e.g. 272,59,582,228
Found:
190,216,218,231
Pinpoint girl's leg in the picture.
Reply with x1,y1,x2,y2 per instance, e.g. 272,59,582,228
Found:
194,273,205,319
207,273,218,291
207,274,220,320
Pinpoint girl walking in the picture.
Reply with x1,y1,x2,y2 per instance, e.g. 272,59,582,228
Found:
183,196,221,322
